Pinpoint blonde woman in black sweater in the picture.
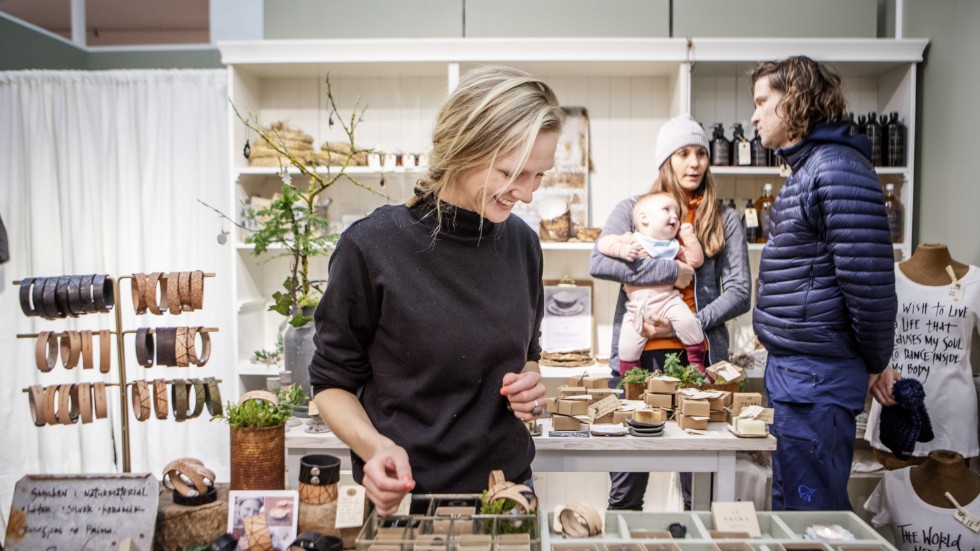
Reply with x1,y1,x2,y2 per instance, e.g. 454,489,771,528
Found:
310,66,563,515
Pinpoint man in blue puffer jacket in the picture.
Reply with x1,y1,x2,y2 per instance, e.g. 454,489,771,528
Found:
750,56,897,511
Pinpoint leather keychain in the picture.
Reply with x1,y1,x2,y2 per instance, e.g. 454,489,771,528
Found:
19,277,37,316
93,382,108,419
145,272,165,315
98,329,112,373
131,380,151,421
80,330,94,370
131,273,148,315
28,384,47,427
135,327,155,367
190,270,204,310
77,382,93,424
178,272,193,312
175,327,190,367
35,331,57,373
166,272,182,315
60,331,81,369
152,378,169,420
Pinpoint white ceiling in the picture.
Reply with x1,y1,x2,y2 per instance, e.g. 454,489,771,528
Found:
0,0,209,46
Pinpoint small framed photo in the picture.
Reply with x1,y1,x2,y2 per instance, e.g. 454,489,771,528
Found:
228,490,299,551
541,279,594,353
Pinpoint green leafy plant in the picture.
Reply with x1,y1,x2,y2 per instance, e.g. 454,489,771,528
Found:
479,492,537,535
211,386,310,429
252,335,284,364
661,352,707,387
617,367,652,388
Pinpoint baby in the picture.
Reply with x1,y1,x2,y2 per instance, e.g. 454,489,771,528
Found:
597,192,706,374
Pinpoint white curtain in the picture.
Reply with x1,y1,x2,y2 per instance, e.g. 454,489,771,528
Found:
0,69,233,536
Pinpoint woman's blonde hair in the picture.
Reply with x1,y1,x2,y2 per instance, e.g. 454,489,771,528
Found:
408,66,564,222
650,155,725,257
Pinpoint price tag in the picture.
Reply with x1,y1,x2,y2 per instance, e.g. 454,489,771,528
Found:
737,141,752,166
744,208,759,228
949,283,964,303
335,485,367,529
954,509,980,532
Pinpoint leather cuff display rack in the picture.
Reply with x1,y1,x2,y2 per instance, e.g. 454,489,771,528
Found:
15,271,217,472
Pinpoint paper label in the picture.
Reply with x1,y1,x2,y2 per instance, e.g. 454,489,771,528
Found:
588,394,622,421
744,208,759,228
949,284,964,303
737,405,774,423
738,141,752,165
954,509,980,532
335,485,367,528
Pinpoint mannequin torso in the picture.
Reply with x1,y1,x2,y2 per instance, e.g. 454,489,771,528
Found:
909,449,980,508
899,243,969,285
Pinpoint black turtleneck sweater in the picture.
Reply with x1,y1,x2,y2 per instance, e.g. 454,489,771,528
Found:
309,198,544,494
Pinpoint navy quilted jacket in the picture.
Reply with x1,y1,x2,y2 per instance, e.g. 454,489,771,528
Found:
753,122,897,374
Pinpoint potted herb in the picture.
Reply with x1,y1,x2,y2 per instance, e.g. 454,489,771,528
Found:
212,386,308,490
662,352,742,392
617,367,652,400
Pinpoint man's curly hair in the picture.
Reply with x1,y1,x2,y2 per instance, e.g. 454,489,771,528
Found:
750,56,847,142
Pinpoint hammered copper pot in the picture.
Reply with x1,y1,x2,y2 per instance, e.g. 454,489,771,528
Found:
230,425,285,490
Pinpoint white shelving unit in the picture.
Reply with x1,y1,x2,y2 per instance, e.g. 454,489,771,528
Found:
220,37,927,395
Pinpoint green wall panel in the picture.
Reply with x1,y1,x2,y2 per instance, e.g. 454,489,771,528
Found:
0,17,86,70
465,0,669,38
87,48,223,70
264,0,463,39
674,0,877,38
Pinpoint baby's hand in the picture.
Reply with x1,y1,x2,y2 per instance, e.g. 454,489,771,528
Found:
618,235,644,262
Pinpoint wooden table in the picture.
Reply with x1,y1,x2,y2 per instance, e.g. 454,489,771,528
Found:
285,420,775,509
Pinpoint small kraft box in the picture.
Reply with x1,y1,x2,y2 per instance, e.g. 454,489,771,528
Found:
646,376,678,394
706,391,732,412
731,392,763,413
644,393,673,409
558,385,587,397
551,414,583,431
582,376,611,389
612,410,632,426
678,398,710,417
558,398,590,416
676,411,709,430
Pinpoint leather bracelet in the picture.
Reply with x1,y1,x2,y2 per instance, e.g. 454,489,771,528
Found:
189,379,206,419
145,272,164,315
31,277,47,318
41,277,60,319
178,272,192,312
156,327,178,367
132,273,148,315
35,331,57,372
93,382,108,419
54,277,70,318
190,270,204,310
66,275,85,317
188,327,211,367
175,327,190,367
162,456,205,492
92,274,113,313
172,379,189,422
135,327,154,367
98,329,112,373
60,331,81,369
19,277,37,316
299,455,340,486
80,330,94,370
289,533,343,551
244,515,272,551
152,379,169,420
204,377,222,416
28,385,47,427
58,383,78,425
77,382,93,424
238,390,278,406
298,482,339,506
558,501,603,538
43,385,60,425
163,458,215,496
166,272,181,315
173,485,218,506
131,380,151,421
78,274,96,313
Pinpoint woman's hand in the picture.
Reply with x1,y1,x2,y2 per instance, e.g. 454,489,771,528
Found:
674,260,694,289
869,365,901,406
501,371,546,421
361,443,415,516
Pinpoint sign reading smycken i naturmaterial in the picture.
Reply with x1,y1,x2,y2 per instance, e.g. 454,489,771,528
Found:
5,473,158,551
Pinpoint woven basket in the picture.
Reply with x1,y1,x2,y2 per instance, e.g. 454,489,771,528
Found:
230,425,285,490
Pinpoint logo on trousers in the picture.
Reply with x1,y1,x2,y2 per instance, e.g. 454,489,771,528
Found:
798,485,816,502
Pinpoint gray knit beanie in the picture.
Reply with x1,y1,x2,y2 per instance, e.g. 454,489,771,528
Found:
655,115,710,169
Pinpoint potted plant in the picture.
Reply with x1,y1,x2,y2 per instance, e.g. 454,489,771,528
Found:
212,386,308,490
662,352,742,392
617,367,652,400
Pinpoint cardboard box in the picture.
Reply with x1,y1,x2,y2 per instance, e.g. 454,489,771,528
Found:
565,375,585,387
675,412,708,430
588,388,617,402
582,376,611,389
709,409,727,422
551,414,582,431
557,399,590,416
592,411,615,424
646,376,678,394
706,360,746,384
731,392,763,413
558,386,587,397
612,410,632,426
678,398,710,417
546,397,559,414
706,391,732,411
644,393,673,409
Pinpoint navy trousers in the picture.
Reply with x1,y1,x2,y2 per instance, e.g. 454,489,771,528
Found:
765,354,867,511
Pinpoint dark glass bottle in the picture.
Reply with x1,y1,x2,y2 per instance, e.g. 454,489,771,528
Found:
886,112,906,166
727,198,737,211
847,112,859,136
732,123,752,166
857,114,867,134
865,111,882,166
710,123,731,166
750,128,770,167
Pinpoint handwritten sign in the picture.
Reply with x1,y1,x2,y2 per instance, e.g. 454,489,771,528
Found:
5,473,158,551
893,300,970,383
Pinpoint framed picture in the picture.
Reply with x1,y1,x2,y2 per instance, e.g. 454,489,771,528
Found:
541,279,594,353
228,490,299,551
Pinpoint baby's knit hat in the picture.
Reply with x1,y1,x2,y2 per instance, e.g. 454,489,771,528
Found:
655,115,710,169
